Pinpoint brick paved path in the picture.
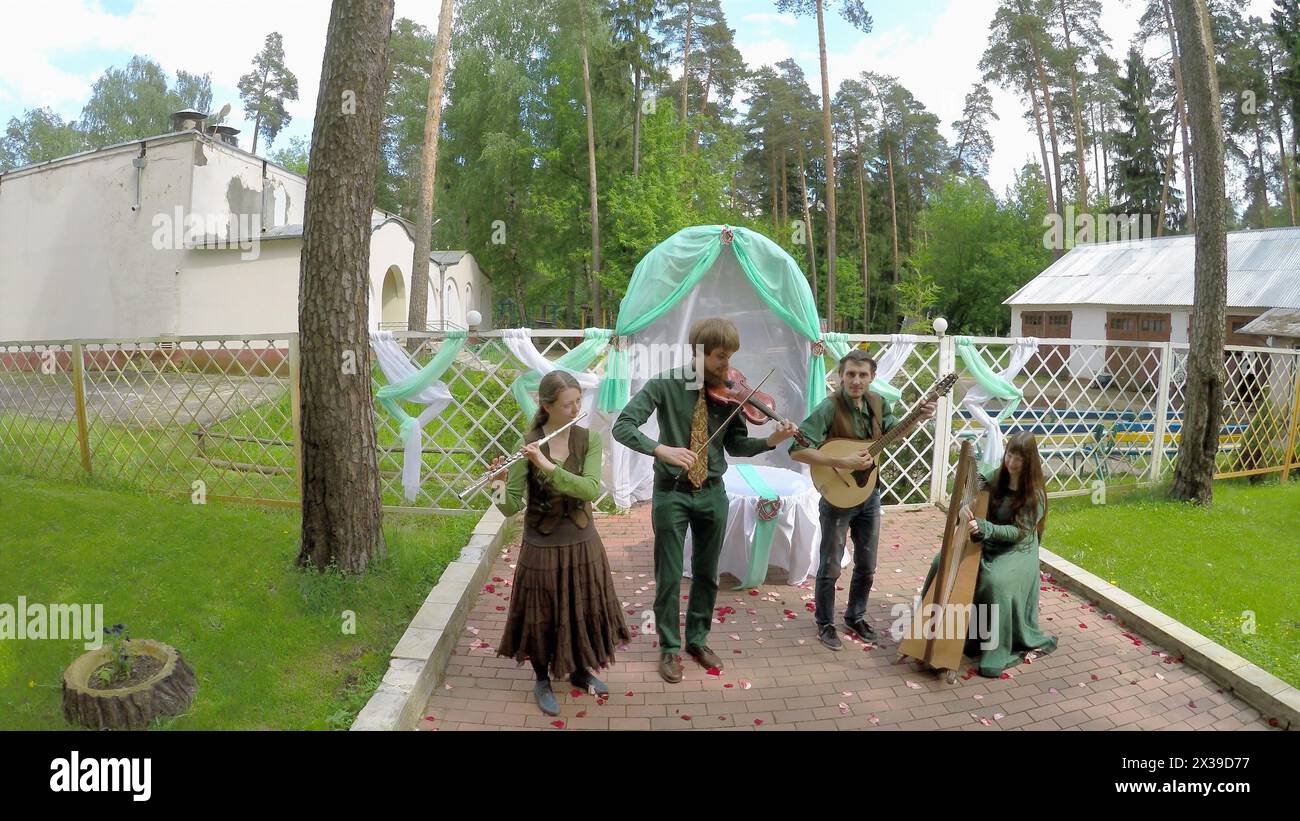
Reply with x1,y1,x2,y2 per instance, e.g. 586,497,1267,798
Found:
421,504,1274,731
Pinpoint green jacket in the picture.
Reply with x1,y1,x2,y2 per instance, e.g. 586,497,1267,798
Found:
496,432,603,518
612,368,773,484
788,390,901,454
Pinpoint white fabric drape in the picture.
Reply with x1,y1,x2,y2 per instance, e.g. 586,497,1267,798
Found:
961,337,1039,468
618,250,810,508
370,331,455,502
873,334,924,386
682,465,826,586
500,328,631,505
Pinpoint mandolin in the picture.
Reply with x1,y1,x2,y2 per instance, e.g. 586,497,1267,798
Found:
809,373,957,508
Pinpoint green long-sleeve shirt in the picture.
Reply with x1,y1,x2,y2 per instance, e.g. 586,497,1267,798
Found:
788,391,901,454
495,430,603,518
973,464,1045,554
611,368,774,484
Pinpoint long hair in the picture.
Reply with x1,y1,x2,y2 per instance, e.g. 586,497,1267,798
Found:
529,370,582,434
990,432,1048,541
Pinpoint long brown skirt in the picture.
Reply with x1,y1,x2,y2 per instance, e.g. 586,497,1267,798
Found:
496,536,633,680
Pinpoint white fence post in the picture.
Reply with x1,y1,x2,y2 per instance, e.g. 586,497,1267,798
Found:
929,334,957,505
1148,342,1174,485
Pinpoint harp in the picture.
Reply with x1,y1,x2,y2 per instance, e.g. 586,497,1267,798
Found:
896,440,989,683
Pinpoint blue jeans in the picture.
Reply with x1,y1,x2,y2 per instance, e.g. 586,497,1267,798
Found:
814,490,881,628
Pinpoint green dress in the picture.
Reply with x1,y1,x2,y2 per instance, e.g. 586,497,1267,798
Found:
922,466,1057,677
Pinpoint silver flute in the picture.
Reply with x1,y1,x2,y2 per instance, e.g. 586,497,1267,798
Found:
458,412,587,500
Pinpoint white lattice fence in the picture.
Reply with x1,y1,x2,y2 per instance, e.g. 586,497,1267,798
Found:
3,331,1297,513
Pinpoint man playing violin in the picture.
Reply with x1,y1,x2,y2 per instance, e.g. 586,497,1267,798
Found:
789,349,935,651
613,317,799,684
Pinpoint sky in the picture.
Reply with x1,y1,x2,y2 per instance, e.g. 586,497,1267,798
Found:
0,0,1284,197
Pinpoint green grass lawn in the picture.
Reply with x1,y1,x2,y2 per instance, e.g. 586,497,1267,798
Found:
1047,477,1300,688
0,474,477,730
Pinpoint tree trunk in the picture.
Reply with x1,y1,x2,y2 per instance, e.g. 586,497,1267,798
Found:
1027,25,1065,219
1266,44,1297,225
408,0,455,338
1059,0,1090,210
769,136,778,231
252,67,270,155
633,60,643,176
1157,96,1180,236
853,117,870,333
780,154,788,226
580,12,602,322
1255,123,1270,228
797,139,818,305
297,0,394,573
815,0,837,331
1091,98,1103,201
680,0,693,153
1163,0,1196,231
886,137,899,297
1168,0,1227,506
1027,70,1059,218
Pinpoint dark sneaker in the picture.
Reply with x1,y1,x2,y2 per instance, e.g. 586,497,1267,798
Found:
658,653,684,684
569,669,609,696
818,624,843,651
686,644,723,670
844,617,878,641
533,680,559,716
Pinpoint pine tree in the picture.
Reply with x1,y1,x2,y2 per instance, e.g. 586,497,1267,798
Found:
237,32,301,154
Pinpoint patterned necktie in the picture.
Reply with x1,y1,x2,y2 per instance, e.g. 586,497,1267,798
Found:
687,391,710,487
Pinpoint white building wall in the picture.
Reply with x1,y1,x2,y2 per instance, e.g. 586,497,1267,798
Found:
0,135,195,340
1,130,421,341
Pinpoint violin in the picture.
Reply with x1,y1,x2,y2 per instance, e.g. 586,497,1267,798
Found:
706,367,814,448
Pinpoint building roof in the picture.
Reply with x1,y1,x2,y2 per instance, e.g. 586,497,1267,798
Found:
1004,226,1300,310
1239,307,1300,339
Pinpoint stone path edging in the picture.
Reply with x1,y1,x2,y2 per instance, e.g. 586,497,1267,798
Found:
351,507,514,731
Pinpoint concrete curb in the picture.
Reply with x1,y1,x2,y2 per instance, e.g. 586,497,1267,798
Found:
351,506,515,731
1040,547,1296,730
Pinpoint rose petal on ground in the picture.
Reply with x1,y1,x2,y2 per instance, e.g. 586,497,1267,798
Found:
868,714,880,725
905,681,922,690
973,694,984,700
681,714,691,721
740,680,752,690
754,719,764,726
838,703,850,715
729,634,741,641
570,688,583,698
724,683,734,689
551,720,565,729
576,711,587,718
706,667,722,677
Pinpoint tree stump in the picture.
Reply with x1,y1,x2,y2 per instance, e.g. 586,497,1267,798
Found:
62,640,197,730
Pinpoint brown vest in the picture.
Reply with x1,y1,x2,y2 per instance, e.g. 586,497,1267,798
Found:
828,389,884,441
523,425,595,545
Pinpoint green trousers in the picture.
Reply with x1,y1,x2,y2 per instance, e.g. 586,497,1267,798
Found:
650,484,729,654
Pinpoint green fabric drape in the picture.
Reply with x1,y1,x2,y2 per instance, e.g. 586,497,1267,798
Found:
598,225,823,414
956,332,1024,470
953,336,1025,422
734,465,780,590
509,328,612,418
375,330,468,440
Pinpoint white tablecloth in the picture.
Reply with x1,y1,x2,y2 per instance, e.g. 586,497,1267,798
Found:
682,465,824,586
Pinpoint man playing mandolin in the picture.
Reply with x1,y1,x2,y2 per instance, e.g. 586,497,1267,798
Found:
612,317,799,684
790,349,936,651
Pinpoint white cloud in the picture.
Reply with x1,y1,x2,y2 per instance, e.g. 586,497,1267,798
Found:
0,0,444,149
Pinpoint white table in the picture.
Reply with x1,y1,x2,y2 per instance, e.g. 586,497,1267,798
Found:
682,464,825,587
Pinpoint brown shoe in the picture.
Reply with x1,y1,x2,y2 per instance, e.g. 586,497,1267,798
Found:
658,653,684,684
686,644,723,670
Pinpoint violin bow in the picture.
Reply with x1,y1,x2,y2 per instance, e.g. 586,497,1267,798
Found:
670,367,777,483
